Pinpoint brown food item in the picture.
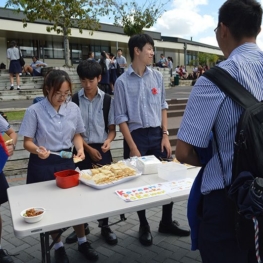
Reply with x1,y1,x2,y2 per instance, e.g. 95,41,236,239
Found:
24,208,43,217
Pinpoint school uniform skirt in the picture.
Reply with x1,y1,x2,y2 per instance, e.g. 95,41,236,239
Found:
27,151,75,184
0,171,9,205
9,59,22,74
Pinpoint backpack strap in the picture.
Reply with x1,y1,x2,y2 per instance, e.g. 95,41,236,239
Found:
103,94,111,133
71,92,79,106
203,66,258,109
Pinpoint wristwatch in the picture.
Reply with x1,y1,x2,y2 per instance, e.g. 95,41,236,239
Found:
163,130,169,136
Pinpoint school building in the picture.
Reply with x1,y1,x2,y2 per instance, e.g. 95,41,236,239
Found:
0,7,223,68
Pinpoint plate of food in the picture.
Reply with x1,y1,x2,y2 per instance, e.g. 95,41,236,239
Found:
79,162,142,189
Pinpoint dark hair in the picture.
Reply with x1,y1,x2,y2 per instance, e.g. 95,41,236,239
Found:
10,41,17,47
87,51,93,58
219,0,262,41
77,60,102,79
117,49,122,52
128,34,154,61
32,56,38,60
98,51,107,75
42,70,72,97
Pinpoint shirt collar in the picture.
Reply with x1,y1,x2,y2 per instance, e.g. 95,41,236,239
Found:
40,97,67,117
127,64,151,76
79,87,102,100
229,42,260,58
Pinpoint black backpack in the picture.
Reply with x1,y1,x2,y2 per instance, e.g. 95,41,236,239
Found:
116,62,122,77
203,66,263,254
71,92,111,133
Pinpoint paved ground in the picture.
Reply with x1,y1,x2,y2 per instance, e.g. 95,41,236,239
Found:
2,175,201,263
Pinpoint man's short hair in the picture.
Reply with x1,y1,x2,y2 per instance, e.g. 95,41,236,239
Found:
87,51,93,57
128,34,154,61
77,60,102,79
219,0,262,41
117,49,122,52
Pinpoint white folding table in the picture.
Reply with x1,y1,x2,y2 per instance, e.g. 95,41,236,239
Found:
7,167,200,263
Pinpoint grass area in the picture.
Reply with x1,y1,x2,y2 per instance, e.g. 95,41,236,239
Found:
5,110,25,121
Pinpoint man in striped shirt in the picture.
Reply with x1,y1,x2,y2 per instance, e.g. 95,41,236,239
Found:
114,33,190,247
176,0,263,262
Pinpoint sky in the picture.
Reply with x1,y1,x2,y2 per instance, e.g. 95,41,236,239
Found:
1,0,263,49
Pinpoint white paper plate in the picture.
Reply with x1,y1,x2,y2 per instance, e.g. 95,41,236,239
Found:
79,161,142,189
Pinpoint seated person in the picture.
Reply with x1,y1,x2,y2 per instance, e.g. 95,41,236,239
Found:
156,54,168,67
23,56,47,76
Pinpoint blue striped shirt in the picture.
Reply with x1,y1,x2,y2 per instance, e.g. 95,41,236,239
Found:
116,55,127,69
19,98,85,151
114,65,168,132
78,88,115,144
177,43,263,194
0,115,10,133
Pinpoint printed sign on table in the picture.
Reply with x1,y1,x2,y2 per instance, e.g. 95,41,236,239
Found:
115,178,194,202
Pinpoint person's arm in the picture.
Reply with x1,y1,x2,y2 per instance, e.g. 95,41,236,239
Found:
176,140,201,166
101,124,116,153
5,127,17,156
36,61,47,68
73,133,85,160
23,136,50,159
161,109,172,157
83,140,102,161
119,122,141,157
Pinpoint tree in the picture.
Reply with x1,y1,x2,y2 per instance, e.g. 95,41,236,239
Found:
5,0,114,66
113,0,169,36
191,52,219,67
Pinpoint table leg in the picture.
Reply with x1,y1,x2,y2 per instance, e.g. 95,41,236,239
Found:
40,233,46,263
45,232,51,263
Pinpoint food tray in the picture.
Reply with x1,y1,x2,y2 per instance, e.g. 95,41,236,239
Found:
79,161,142,189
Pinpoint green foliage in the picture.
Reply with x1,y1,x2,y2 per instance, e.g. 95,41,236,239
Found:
197,52,219,66
113,0,169,36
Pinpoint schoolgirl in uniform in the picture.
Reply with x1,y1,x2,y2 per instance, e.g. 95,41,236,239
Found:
19,70,99,262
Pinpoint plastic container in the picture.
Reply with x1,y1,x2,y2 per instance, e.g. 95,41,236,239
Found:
136,155,161,174
20,207,45,224
54,169,79,189
158,162,187,181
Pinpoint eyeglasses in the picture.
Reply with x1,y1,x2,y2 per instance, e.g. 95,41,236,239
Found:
54,92,71,99
214,23,220,33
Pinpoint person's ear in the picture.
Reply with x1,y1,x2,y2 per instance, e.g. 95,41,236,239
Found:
97,75,102,82
134,47,140,56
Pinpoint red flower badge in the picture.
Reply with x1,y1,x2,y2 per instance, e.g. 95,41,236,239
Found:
151,87,158,95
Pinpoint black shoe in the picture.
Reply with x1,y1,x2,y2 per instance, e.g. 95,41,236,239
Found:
0,249,14,263
54,247,69,263
10,86,14,90
101,226,118,245
78,241,98,261
65,223,90,244
158,220,190,236
139,225,152,246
